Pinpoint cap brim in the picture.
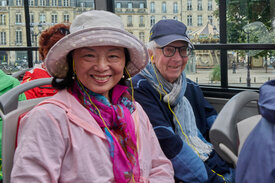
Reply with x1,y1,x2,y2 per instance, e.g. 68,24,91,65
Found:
154,34,194,48
45,27,148,78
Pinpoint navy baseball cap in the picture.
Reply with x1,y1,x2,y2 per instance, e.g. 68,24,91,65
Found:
149,19,194,48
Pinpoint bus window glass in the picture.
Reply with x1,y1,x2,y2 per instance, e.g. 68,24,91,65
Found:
0,0,274,90
226,0,275,87
228,49,275,88
185,49,221,86
0,51,28,75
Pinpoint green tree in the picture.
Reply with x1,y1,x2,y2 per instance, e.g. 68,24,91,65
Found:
214,0,275,65
214,0,273,44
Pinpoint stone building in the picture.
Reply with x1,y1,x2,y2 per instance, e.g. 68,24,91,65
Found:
0,0,219,64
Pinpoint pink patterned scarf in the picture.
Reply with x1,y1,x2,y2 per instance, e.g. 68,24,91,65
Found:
69,81,140,182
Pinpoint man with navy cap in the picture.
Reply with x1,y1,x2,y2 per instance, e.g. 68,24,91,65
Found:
132,19,235,183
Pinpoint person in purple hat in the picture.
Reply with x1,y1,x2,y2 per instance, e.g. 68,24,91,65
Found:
11,11,174,183
132,19,235,183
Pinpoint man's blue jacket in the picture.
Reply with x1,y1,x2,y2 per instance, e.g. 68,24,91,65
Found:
132,74,232,183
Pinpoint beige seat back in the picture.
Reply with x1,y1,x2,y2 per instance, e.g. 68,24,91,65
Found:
237,115,261,155
209,91,260,167
0,78,52,183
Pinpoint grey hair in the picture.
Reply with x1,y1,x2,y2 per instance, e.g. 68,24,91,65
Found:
146,40,160,54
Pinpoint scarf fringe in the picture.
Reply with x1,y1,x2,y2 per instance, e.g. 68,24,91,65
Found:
187,136,213,161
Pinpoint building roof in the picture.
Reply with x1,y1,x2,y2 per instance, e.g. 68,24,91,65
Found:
189,22,218,38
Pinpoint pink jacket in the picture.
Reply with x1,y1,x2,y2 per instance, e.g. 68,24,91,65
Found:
11,90,174,183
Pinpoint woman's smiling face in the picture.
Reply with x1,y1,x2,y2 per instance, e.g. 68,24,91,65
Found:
73,46,126,100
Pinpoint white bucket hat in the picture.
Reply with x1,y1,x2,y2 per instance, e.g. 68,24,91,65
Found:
45,10,148,78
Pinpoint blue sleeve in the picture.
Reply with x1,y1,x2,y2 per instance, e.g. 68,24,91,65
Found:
170,133,208,183
204,99,217,127
133,76,208,182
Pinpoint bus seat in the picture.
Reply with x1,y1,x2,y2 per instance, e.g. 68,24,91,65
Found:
209,91,260,167
0,78,52,183
11,68,31,81
236,114,261,155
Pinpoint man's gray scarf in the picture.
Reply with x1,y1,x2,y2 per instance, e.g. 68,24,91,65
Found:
140,63,212,161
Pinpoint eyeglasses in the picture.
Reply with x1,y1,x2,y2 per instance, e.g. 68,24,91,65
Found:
157,46,192,57
56,27,70,35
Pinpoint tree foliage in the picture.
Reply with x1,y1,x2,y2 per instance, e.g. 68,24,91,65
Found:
214,0,273,42
214,0,275,60
226,0,272,44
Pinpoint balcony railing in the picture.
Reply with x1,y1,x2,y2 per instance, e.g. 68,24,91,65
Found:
0,6,8,12
125,8,134,13
137,8,146,13
115,8,122,13
139,23,145,27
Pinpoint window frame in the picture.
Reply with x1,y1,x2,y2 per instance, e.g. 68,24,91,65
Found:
15,29,22,45
0,14,6,25
64,14,69,23
150,2,155,13
208,0,213,11
0,32,6,45
173,2,178,13
15,13,22,24
187,15,192,26
197,15,202,26
1,0,274,98
51,14,58,24
162,2,167,13
197,0,202,11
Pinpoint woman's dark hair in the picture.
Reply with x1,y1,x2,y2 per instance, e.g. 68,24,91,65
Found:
52,48,131,89
118,48,130,85
52,51,74,90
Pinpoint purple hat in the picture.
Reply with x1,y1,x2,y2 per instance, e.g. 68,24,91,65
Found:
45,10,148,78
149,19,194,48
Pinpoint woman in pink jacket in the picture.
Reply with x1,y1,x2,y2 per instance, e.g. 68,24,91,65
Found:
11,10,174,183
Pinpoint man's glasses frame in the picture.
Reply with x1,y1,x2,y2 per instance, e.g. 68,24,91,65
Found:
157,46,192,58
